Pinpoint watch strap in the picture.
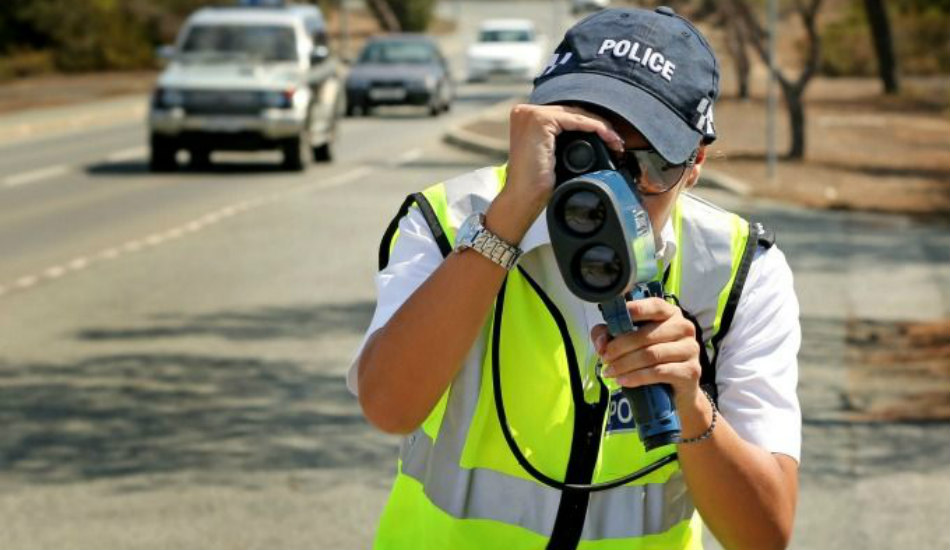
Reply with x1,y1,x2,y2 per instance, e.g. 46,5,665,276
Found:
470,228,522,271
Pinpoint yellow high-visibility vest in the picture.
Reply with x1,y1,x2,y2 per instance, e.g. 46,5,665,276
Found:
373,165,762,550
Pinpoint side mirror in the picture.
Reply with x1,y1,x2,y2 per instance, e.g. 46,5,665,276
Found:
156,44,176,62
310,45,330,65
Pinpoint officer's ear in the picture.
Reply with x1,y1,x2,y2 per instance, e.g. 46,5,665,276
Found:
684,145,706,190
694,144,707,166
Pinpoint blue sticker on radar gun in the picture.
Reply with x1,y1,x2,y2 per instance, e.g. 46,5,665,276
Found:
606,390,637,434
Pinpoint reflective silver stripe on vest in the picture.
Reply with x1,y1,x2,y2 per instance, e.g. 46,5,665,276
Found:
677,192,741,363
401,430,694,540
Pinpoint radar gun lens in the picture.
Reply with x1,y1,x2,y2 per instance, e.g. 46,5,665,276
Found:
562,190,606,236
578,245,622,290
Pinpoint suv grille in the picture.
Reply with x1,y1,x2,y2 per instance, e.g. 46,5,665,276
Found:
183,90,263,115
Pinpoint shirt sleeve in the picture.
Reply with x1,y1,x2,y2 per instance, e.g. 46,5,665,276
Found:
714,244,803,463
347,206,445,395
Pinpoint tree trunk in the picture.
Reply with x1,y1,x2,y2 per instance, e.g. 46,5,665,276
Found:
781,81,807,160
863,0,899,94
366,0,400,32
726,18,751,99
729,0,824,159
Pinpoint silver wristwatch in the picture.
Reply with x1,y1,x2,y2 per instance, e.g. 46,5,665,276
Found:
454,213,522,271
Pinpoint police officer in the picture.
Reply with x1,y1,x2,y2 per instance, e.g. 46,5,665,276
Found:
351,7,800,550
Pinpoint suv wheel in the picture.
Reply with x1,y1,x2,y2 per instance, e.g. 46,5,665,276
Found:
282,131,311,171
149,134,177,172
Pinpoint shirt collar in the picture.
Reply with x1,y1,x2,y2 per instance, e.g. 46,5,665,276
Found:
519,208,677,271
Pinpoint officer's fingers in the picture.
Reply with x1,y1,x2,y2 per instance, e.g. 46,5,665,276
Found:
625,298,679,323
615,361,699,390
590,324,611,356
601,319,695,363
603,340,699,378
547,107,625,152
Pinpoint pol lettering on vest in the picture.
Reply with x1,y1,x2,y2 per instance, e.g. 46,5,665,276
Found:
597,39,676,82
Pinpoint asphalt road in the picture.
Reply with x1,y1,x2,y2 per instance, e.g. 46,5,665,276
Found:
1,2,948,549
0,3,566,548
0,93,524,548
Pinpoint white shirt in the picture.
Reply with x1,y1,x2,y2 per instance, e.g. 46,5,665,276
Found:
349,202,802,463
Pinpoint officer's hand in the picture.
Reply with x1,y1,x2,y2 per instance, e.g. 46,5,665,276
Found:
485,104,624,245
591,298,701,408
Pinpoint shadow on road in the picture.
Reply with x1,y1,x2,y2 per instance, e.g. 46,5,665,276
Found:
730,201,950,274
0,352,392,486
85,160,293,177
75,302,375,342
0,300,386,487
802,419,950,480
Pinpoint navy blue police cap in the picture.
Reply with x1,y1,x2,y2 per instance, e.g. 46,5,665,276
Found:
530,6,720,165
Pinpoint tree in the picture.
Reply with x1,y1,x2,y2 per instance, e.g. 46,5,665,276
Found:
720,4,752,99
863,0,899,94
366,0,401,32
731,0,824,160
366,0,438,33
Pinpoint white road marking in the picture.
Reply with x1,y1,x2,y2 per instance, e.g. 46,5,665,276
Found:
105,146,148,162
3,164,70,187
67,258,88,270
15,276,38,288
316,167,376,189
145,234,165,246
44,266,66,279
395,148,424,165
0,158,384,299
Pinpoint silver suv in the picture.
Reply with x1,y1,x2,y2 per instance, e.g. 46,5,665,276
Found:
149,3,341,171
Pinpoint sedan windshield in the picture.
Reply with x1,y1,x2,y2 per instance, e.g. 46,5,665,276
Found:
358,41,436,64
478,29,534,43
181,24,298,62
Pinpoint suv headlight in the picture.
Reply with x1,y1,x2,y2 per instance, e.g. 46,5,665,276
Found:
262,88,294,109
155,88,184,109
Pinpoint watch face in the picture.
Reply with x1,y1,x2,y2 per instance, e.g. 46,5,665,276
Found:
456,214,482,248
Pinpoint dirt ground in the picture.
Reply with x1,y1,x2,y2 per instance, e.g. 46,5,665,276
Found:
846,319,950,421
708,76,950,219
0,71,158,114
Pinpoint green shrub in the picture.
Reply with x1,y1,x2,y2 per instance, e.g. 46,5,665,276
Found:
0,49,55,80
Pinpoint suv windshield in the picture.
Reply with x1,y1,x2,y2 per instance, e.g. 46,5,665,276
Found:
478,29,534,43
358,41,435,64
181,24,298,62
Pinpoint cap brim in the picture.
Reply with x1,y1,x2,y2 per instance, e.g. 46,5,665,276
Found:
529,72,701,165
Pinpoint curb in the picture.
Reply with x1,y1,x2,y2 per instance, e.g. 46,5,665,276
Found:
697,169,751,197
442,97,520,160
444,100,751,197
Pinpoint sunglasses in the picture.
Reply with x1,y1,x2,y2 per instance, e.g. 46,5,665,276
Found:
620,148,699,195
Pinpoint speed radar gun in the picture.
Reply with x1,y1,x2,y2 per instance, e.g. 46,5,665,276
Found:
547,132,681,451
